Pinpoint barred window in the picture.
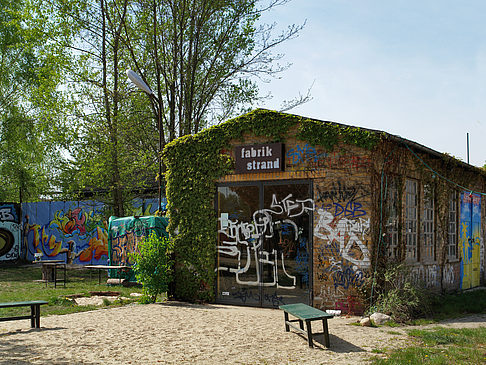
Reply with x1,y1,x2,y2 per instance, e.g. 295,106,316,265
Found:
405,179,418,260
422,184,435,260
448,191,458,259
385,179,399,259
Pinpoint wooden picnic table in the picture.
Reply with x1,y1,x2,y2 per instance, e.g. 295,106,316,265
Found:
279,303,334,348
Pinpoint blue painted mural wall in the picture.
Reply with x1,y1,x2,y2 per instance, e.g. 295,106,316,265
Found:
19,198,163,264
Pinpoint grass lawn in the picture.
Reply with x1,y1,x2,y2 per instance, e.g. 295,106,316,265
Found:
0,264,143,317
370,289,486,364
371,327,486,364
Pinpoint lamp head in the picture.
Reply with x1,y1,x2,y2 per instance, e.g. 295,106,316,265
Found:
126,69,153,95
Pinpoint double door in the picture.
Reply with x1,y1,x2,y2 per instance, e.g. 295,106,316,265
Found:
216,181,312,307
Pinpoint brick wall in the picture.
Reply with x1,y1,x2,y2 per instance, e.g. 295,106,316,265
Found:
217,128,486,311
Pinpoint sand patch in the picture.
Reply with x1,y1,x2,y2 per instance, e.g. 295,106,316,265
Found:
0,302,484,364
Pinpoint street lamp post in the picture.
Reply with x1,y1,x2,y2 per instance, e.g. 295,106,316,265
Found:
126,69,163,214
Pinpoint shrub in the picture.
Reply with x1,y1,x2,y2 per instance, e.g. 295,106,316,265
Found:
129,232,174,303
359,263,432,322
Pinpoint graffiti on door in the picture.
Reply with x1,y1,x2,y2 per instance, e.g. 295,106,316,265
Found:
217,193,313,290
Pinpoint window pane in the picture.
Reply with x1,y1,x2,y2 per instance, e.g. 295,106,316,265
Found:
423,184,434,260
405,179,418,260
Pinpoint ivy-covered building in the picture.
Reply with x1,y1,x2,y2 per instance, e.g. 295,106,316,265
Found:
163,109,486,313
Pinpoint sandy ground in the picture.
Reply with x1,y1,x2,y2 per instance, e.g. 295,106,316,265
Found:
1,301,485,365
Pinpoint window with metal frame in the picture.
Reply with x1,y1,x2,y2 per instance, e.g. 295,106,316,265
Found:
405,179,418,260
448,191,458,259
385,178,399,260
422,184,435,260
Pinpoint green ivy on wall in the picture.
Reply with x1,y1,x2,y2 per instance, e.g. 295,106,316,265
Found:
162,108,381,302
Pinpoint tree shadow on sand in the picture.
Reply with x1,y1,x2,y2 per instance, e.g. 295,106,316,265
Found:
0,327,92,365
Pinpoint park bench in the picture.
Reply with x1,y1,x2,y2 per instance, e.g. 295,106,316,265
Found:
0,301,49,328
279,303,333,348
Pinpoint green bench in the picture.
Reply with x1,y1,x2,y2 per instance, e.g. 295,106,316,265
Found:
279,303,333,348
0,301,49,328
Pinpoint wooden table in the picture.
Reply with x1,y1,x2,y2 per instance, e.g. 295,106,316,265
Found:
35,260,66,288
85,265,131,284
279,303,334,348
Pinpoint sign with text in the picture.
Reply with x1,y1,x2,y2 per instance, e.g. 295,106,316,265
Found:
234,143,284,173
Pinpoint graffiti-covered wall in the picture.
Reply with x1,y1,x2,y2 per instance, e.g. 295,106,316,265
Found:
168,110,486,309
0,203,21,262
216,131,375,311
313,177,371,314
21,198,161,264
459,192,482,289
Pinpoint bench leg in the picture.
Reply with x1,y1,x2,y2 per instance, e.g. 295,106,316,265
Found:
299,319,304,331
284,312,290,332
30,304,41,328
30,305,36,328
35,304,41,328
306,320,313,348
322,318,330,348
63,265,66,288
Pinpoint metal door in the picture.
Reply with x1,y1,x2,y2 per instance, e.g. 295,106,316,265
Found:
216,181,312,307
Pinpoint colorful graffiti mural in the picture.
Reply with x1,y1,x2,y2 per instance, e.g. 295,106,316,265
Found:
24,201,109,264
0,203,21,262
107,215,169,281
22,198,160,264
459,192,481,289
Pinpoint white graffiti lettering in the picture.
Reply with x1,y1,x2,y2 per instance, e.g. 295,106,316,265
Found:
314,209,371,268
0,208,15,222
443,264,455,286
268,194,314,217
410,265,440,288
217,193,312,289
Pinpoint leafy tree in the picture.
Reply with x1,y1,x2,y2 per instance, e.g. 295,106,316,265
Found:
37,0,160,215
125,0,305,142
29,0,305,212
129,232,173,303
0,0,69,202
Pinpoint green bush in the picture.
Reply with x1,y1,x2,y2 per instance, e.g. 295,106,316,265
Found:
360,264,432,322
129,232,174,303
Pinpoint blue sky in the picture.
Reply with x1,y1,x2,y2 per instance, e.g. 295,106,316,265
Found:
256,1,486,167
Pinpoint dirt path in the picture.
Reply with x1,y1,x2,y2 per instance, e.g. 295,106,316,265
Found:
0,302,485,364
